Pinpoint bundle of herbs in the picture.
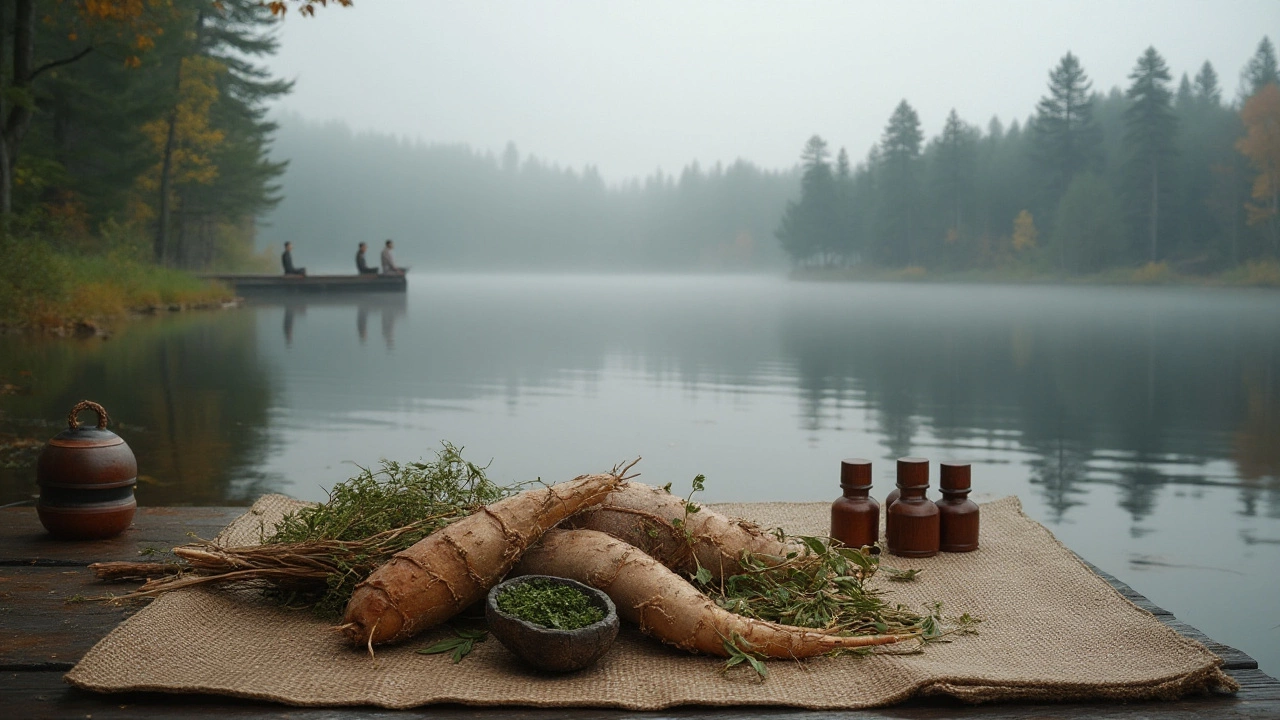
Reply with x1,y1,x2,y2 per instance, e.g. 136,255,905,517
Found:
92,443,513,617
663,477,979,672
652,476,977,643
697,538,976,644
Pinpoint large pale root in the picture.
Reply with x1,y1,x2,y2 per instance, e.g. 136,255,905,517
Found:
567,482,799,579
342,470,627,647
513,529,912,659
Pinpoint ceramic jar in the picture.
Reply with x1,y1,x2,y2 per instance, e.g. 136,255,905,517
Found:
36,401,137,540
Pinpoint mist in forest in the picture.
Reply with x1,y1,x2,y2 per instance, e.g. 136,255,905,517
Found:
256,1,1280,275
4,1,1279,277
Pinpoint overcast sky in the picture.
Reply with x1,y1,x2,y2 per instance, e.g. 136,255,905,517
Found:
265,0,1279,181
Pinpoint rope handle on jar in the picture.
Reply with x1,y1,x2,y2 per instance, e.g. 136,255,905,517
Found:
68,400,109,430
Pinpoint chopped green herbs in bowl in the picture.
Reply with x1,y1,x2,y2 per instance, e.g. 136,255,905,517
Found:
496,577,606,630
485,575,618,672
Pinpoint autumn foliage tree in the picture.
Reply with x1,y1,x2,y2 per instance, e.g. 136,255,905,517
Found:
1237,83,1280,253
1,0,341,270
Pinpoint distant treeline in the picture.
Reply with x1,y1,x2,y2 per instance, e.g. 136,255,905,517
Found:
260,118,796,271
1,0,286,269
779,39,1280,276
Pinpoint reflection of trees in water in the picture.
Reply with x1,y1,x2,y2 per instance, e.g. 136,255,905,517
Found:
1023,438,1090,521
1112,465,1166,522
780,288,1280,523
0,312,278,506
1234,360,1280,518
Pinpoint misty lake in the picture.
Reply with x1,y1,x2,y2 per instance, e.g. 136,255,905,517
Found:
2,274,1278,674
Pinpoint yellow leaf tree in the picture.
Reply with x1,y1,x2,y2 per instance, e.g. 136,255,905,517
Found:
1012,210,1038,252
1237,83,1280,253
136,55,227,216
1,0,348,221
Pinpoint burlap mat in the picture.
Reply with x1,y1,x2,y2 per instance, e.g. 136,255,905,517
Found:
66,495,1236,709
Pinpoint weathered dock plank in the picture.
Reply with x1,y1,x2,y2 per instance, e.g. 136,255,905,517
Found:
0,507,243,566
0,567,142,671
200,273,407,294
5,669,1279,719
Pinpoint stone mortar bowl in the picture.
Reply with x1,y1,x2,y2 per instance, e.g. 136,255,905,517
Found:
486,575,619,673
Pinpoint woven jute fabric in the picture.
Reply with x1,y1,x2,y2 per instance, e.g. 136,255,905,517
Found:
66,495,1235,709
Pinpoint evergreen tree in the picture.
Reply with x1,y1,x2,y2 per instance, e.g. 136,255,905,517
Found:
1124,47,1178,263
1032,52,1102,204
1173,60,1242,265
833,146,855,260
935,109,978,236
875,100,923,265
170,0,292,268
502,142,520,173
1053,172,1122,272
1241,36,1279,100
1194,61,1222,106
1176,74,1194,108
776,135,839,264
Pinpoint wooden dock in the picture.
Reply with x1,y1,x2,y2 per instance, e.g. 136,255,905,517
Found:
2,506,1277,719
201,273,407,295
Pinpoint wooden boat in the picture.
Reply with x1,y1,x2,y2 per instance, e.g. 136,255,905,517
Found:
201,273,407,295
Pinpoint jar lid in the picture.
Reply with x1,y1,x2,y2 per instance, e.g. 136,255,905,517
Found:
839,458,872,489
940,462,971,490
896,457,929,488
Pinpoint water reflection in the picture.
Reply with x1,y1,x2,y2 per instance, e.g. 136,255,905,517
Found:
0,311,277,505
270,295,406,348
283,303,304,347
778,284,1280,522
2,280,1275,520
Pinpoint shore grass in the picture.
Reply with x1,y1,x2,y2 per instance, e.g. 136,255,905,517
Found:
0,239,235,330
793,259,1280,288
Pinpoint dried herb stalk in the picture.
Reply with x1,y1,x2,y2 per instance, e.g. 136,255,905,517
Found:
92,443,513,617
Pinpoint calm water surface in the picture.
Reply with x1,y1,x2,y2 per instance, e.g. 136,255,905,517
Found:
2,275,1278,673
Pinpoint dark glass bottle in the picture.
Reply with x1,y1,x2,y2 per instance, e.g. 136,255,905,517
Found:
830,458,879,548
884,456,927,509
885,457,939,557
938,462,979,552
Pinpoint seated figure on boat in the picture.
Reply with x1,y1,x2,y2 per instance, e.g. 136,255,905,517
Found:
381,239,407,276
356,242,379,275
281,242,306,276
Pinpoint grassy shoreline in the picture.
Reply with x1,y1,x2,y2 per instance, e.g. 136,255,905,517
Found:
791,260,1280,288
0,243,237,332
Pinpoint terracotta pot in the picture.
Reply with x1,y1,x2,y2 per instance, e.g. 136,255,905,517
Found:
36,401,137,540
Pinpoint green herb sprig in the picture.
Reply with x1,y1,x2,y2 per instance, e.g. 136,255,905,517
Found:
417,627,488,663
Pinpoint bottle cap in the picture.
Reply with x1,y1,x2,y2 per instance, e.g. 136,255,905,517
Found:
839,458,872,489
896,457,929,488
940,462,971,490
